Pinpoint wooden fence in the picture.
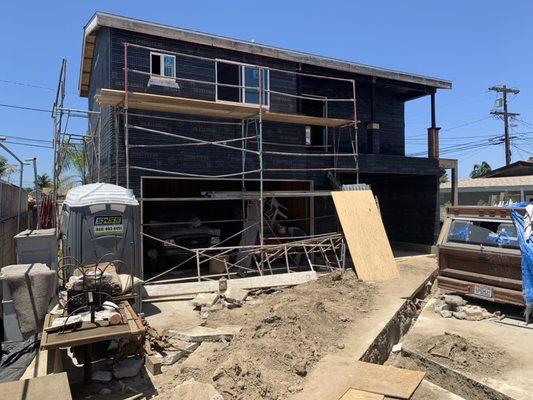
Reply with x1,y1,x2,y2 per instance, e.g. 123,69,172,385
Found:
0,181,28,267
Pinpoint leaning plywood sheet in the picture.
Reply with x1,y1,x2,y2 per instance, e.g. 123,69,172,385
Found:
0,372,72,399
331,190,398,281
339,388,384,400
349,361,425,400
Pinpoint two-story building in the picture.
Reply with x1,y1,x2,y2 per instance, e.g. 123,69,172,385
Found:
79,12,451,278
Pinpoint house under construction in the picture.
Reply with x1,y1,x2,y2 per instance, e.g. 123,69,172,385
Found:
78,12,451,283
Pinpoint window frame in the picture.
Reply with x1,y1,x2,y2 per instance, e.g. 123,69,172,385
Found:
215,59,270,108
150,51,176,78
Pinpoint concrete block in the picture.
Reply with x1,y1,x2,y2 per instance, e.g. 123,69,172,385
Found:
391,343,402,353
168,325,242,342
224,287,248,304
443,294,467,308
191,293,220,308
113,357,144,379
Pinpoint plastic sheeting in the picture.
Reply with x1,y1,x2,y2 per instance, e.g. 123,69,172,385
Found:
511,210,533,307
0,334,40,382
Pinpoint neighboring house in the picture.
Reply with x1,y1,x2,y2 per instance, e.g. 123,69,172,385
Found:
440,175,533,206
79,13,451,275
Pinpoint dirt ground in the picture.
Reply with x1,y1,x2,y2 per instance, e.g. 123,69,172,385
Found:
145,269,376,399
409,332,511,377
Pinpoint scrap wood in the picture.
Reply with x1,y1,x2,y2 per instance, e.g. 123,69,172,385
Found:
348,361,425,400
0,372,72,399
339,389,384,400
331,190,399,281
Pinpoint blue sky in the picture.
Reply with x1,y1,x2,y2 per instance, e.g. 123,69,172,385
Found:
1,1,532,185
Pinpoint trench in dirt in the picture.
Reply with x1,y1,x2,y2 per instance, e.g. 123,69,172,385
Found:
362,274,511,400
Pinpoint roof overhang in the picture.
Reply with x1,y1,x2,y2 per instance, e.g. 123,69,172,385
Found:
79,12,452,97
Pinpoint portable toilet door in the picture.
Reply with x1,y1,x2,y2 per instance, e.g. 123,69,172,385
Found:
62,183,140,277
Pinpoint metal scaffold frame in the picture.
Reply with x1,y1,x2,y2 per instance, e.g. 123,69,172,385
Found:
109,42,361,283
52,60,102,229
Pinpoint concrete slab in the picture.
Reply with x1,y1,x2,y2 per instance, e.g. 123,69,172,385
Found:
167,325,242,342
400,298,533,400
291,255,437,400
143,299,201,333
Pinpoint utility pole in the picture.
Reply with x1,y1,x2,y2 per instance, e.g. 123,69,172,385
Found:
489,85,520,166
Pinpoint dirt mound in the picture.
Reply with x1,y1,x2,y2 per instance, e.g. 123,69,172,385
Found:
413,332,510,376
155,270,375,399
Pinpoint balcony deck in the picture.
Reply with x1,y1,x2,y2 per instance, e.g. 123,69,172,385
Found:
96,89,354,128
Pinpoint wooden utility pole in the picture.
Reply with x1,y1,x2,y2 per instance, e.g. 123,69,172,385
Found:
489,85,520,165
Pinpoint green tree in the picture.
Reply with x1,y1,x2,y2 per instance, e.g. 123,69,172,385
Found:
470,161,492,178
36,173,52,189
440,171,449,184
0,155,7,178
60,141,89,185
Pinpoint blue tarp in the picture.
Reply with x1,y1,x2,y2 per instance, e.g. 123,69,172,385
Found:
511,209,533,307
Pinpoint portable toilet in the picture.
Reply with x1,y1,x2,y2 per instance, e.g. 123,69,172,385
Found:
61,183,141,277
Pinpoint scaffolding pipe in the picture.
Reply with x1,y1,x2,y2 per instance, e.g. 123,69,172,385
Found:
124,43,130,189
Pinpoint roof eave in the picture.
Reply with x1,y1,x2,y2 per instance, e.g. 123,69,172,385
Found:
79,12,452,98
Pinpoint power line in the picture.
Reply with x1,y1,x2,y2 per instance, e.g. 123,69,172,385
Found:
1,140,53,149
0,103,51,113
405,116,492,139
0,78,78,95
2,134,52,144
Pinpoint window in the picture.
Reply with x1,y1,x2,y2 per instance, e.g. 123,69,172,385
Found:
305,126,326,147
150,52,176,78
446,219,519,250
216,61,269,106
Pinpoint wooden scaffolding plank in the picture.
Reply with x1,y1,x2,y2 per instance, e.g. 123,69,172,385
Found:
347,361,425,400
339,389,384,400
331,190,399,281
96,89,352,127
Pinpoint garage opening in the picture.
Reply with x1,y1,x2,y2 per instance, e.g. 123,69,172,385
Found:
141,177,315,280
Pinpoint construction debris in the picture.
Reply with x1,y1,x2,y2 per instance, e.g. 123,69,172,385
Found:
191,293,220,309
113,357,144,379
167,325,242,343
434,294,500,321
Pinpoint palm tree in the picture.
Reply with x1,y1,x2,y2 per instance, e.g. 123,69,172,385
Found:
470,161,492,178
36,174,52,189
60,141,89,185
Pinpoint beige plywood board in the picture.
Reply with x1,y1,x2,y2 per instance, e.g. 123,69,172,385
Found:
339,389,384,400
349,361,425,400
0,372,72,399
331,190,398,281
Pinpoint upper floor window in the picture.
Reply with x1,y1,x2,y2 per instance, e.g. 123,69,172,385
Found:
151,52,176,78
216,61,269,106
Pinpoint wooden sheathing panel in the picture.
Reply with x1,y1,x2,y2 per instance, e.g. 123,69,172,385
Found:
347,361,425,400
331,190,398,281
96,89,352,127
339,389,384,400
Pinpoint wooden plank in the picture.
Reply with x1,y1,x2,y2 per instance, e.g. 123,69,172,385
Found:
143,271,317,298
348,361,425,400
331,190,398,281
0,372,72,399
339,389,384,400
96,89,352,127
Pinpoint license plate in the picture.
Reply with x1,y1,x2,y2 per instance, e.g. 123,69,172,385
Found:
473,284,492,298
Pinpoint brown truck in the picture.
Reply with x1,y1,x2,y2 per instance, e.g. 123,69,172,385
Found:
437,206,524,306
